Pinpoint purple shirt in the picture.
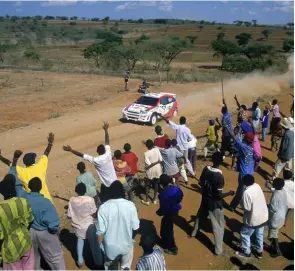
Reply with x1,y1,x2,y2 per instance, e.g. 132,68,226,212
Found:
273,104,281,118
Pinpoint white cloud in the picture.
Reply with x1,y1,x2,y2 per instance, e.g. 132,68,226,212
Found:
248,9,257,16
13,1,23,7
263,1,294,13
40,1,78,7
230,7,239,13
262,7,272,13
115,1,173,12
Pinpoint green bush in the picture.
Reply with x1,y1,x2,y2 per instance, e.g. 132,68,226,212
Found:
283,39,294,52
24,47,40,62
96,29,122,44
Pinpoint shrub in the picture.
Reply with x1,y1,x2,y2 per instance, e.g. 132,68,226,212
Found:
85,96,101,105
96,29,122,44
235,33,252,46
24,47,40,62
69,21,77,26
283,39,294,52
50,112,61,119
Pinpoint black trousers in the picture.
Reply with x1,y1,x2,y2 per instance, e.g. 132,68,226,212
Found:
221,136,231,155
160,213,177,252
100,184,111,203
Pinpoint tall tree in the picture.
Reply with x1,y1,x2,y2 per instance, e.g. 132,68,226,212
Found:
252,20,257,27
186,35,198,44
235,32,252,46
262,29,271,40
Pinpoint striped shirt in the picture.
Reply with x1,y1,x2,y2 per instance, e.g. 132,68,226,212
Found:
136,246,166,270
0,197,33,264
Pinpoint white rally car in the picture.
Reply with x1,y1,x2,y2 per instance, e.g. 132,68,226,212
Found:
122,92,178,126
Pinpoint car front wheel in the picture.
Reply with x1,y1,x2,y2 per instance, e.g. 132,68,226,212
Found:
149,113,157,126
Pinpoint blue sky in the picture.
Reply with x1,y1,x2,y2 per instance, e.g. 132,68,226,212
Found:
0,1,294,24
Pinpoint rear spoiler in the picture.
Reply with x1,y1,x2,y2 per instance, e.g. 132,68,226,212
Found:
159,92,177,98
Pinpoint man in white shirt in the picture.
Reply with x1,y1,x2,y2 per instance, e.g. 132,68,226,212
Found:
236,175,268,259
96,181,140,270
283,170,294,226
188,135,197,173
63,122,117,202
160,115,195,177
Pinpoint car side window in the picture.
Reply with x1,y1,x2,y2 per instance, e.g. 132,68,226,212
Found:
167,97,175,104
160,97,168,105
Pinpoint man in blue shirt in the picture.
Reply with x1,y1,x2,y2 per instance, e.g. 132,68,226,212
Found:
9,150,65,270
157,174,183,256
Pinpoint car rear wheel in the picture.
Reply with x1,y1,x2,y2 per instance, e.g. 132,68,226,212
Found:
149,113,157,126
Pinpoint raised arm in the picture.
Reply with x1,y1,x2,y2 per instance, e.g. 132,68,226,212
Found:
234,95,241,109
0,150,11,167
63,145,84,158
103,122,110,145
222,98,227,108
44,132,55,157
158,114,169,124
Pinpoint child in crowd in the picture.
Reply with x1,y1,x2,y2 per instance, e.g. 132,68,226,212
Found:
261,107,270,142
268,178,288,257
203,119,219,161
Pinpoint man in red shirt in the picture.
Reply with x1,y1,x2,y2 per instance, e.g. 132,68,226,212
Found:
154,126,169,149
122,143,139,202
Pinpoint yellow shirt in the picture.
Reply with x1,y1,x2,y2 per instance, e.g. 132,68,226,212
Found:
206,125,217,142
16,155,53,203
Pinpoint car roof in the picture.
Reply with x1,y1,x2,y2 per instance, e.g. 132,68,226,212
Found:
144,93,176,99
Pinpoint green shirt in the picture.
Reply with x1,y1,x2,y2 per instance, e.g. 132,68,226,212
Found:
0,197,34,264
76,171,97,198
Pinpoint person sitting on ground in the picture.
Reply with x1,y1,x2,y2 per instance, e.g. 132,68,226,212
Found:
154,125,170,149
190,151,235,256
268,178,288,258
9,150,65,270
159,115,195,177
235,175,268,259
157,174,183,256
142,140,163,206
0,132,55,203
158,139,184,186
282,170,294,226
96,181,140,270
76,161,98,200
271,118,294,181
68,183,102,268
63,122,117,203
261,106,270,142
136,233,166,270
270,117,282,152
171,139,188,184
113,150,132,201
0,173,34,270
201,119,220,161
122,143,138,201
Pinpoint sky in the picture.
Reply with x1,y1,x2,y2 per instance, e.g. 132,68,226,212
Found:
0,1,294,25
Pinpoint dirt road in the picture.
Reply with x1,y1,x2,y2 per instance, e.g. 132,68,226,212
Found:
0,69,293,270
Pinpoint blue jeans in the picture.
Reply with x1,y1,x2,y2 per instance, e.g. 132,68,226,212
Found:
262,127,267,141
76,224,104,266
240,225,264,255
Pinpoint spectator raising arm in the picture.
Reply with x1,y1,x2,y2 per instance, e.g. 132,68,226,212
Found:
0,149,11,167
63,145,84,158
234,95,241,109
103,122,110,145
44,132,55,157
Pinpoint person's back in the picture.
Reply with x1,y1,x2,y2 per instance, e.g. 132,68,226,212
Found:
76,171,97,198
96,198,140,260
278,129,294,161
0,197,33,264
241,183,268,227
269,189,288,229
113,158,130,183
207,125,217,142
154,134,169,149
160,148,182,176
222,111,233,136
121,151,138,175
284,179,294,209
235,139,255,176
144,147,163,179
136,246,166,271
262,110,270,128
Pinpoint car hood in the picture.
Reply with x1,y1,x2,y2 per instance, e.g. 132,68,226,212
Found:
126,103,155,112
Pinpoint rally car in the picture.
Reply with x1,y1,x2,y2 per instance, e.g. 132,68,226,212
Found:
122,92,178,126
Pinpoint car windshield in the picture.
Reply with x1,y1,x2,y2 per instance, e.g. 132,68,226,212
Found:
135,96,158,106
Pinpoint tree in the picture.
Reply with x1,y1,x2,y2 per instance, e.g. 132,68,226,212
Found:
91,18,100,21
243,43,274,59
217,32,225,40
120,18,123,22
186,35,198,45
70,16,78,20
24,47,40,62
287,22,294,28
103,16,110,25
69,21,77,26
235,32,252,46
135,34,150,45
217,26,223,30
252,20,257,27
211,39,240,68
286,31,294,36
72,35,82,46
96,29,123,44
283,39,294,52
198,25,204,32
223,56,252,73
262,29,271,40
234,20,243,26
146,37,187,84
138,18,143,24
244,21,252,27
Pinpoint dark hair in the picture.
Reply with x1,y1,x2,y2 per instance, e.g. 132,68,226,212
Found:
179,116,186,125
272,99,278,105
283,170,293,180
97,144,106,155
124,143,131,152
109,180,125,199
75,183,86,196
273,178,285,190
241,105,247,110
0,174,16,199
77,162,86,172
165,139,172,148
140,233,157,250
28,177,42,192
171,139,177,147
155,125,162,135
146,139,154,150
243,174,255,186
237,116,243,123
160,174,171,187
221,106,228,114
114,150,122,160
212,151,223,166
263,109,269,116
252,102,258,109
